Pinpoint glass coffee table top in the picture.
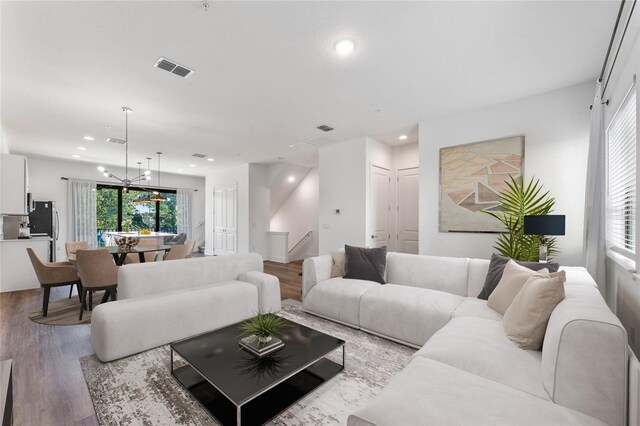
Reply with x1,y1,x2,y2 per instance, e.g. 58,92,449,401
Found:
171,318,344,405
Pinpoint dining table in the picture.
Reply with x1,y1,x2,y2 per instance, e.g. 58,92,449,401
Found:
105,244,173,266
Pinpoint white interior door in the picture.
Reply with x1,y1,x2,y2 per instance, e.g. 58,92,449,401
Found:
213,184,238,255
223,186,237,254
397,168,419,254
369,165,391,248
214,188,225,253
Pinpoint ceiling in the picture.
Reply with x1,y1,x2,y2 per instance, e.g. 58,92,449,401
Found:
1,1,617,177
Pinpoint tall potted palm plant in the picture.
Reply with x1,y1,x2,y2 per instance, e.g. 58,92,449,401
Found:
483,176,558,261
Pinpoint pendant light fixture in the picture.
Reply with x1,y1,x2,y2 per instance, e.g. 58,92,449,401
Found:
133,152,167,203
97,106,151,189
148,152,167,202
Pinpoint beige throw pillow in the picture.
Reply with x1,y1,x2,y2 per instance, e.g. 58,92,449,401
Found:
330,251,345,278
487,260,549,315
503,272,566,350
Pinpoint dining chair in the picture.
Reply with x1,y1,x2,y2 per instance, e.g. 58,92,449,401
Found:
124,238,160,264
65,241,88,298
166,233,187,246
26,248,81,317
184,239,196,258
75,249,119,321
163,244,191,261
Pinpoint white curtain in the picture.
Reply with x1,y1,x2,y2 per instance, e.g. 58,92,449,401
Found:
67,179,98,247
176,188,193,239
583,81,607,293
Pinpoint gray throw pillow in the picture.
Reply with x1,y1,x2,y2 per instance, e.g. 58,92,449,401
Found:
343,245,387,284
478,253,559,300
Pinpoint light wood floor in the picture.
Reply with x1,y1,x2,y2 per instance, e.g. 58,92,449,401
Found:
0,260,303,426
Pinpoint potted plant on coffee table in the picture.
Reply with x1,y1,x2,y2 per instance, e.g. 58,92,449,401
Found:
238,313,290,356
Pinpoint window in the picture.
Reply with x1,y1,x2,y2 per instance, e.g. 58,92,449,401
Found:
96,185,177,246
607,89,637,256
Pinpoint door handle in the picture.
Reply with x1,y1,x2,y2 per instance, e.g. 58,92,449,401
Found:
371,235,375,239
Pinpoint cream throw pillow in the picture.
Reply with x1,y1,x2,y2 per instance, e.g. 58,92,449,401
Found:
503,272,566,350
330,251,345,278
487,260,549,315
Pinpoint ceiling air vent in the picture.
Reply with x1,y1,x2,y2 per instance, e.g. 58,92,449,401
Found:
154,57,194,79
316,124,334,132
107,137,127,144
192,153,207,158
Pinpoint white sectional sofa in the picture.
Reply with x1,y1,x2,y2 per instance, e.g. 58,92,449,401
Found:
302,252,629,426
92,253,281,362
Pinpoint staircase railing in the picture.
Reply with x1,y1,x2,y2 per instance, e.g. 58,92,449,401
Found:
288,230,312,254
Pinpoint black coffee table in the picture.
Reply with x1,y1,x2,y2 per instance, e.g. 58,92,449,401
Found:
170,318,345,426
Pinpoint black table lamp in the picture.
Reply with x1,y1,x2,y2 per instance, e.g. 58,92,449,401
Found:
523,215,565,263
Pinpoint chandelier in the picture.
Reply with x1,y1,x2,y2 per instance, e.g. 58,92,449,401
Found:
133,152,168,203
97,106,151,190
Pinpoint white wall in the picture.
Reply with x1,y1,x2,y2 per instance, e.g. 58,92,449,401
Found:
271,168,319,260
394,142,419,170
248,164,270,257
319,137,367,254
419,81,593,266
24,155,205,260
205,164,249,255
0,128,9,155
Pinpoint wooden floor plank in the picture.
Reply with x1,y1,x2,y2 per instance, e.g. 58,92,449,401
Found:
0,260,303,425
264,259,303,301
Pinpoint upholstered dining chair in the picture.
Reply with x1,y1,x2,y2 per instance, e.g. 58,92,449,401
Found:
65,241,88,264
75,249,119,321
64,241,88,298
184,239,196,258
26,248,81,317
124,238,161,264
166,233,187,246
163,244,191,261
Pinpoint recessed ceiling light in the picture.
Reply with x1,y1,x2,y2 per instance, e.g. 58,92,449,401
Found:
189,164,196,168
83,136,94,141
288,176,295,183
176,169,182,172
97,166,105,172
77,146,87,151
399,135,408,140
72,154,81,159
335,39,355,55
207,158,214,162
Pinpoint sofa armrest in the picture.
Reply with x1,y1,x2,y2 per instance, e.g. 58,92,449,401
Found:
238,271,282,313
302,255,332,301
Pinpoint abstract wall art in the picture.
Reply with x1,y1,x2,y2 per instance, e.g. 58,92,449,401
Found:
439,135,524,232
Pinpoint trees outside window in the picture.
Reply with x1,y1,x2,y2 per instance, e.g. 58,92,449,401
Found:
96,185,177,245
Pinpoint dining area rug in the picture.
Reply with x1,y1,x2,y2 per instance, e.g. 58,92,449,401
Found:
29,291,106,325
79,299,415,425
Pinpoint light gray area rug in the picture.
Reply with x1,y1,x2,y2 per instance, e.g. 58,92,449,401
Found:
80,299,415,425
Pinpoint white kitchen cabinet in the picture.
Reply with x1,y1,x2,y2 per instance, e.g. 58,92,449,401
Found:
0,154,28,215
0,238,50,292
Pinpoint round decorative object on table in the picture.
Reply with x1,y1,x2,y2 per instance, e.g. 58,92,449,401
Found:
114,236,139,250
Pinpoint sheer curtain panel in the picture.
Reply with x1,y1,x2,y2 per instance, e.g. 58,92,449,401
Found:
68,179,98,247
583,81,607,293
177,188,193,240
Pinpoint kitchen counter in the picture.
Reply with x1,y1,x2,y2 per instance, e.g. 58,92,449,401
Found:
0,238,50,292
0,237,53,242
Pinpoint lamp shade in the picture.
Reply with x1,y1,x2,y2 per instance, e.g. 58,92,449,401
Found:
523,215,565,236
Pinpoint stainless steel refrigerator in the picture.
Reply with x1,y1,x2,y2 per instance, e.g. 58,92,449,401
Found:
28,201,59,261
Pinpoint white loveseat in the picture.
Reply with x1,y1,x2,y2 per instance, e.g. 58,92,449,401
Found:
92,253,281,362
302,252,629,426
